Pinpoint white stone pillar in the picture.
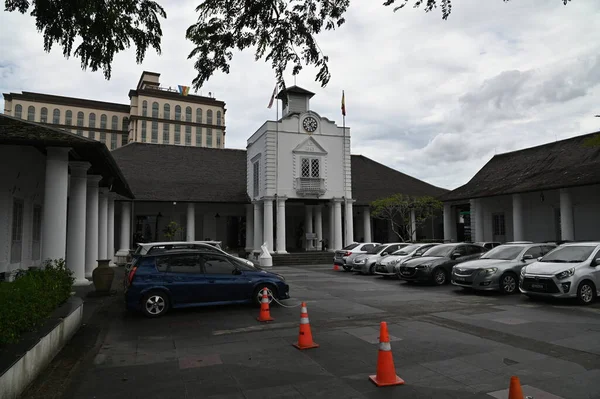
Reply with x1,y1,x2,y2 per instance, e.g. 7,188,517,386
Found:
245,204,254,253
98,188,109,260
344,199,354,246
363,207,372,242
276,197,287,253
512,193,524,241
314,205,323,250
116,201,132,259
305,205,313,250
186,202,195,241
443,203,452,242
329,203,335,251
560,188,574,241
475,199,485,242
41,147,71,263
263,197,274,253
85,176,102,277
253,201,263,253
107,194,115,266
66,162,91,285
333,199,343,250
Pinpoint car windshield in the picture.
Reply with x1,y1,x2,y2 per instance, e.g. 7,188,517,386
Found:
392,244,419,256
343,243,359,250
421,244,455,257
480,245,523,260
367,245,386,254
540,246,596,263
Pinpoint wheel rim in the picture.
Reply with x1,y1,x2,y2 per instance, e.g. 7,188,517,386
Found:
257,288,274,304
434,270,446,284
502,275,516,293
580,284,593,303
145,295,165,315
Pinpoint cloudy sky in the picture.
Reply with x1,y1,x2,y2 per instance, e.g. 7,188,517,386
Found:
1,0,599,190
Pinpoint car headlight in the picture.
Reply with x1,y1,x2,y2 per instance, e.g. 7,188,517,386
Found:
520,266,527,276
480,267,498,275
275,273,286,281
555,267,575,280
355,259,365,264
416,263,432,269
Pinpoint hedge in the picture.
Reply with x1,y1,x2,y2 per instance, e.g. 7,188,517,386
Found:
0,259,74,346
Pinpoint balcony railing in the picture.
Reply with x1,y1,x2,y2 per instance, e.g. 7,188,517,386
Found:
296,177,325,196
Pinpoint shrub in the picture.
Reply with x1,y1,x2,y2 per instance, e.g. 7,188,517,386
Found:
0,259,74,346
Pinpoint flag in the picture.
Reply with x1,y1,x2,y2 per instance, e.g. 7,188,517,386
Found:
341,90,346,116
267,84,278,109
178,85,190,96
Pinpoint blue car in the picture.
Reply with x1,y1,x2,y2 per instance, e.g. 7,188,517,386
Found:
124,249,290,317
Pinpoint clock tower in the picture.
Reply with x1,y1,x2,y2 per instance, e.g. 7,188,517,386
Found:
246,86,354,257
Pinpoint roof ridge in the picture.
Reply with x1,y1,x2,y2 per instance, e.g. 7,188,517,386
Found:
494,131,600,158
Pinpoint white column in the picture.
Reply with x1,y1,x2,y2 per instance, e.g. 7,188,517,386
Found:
186,202,195,241
276,197,287,254
344,199,354,246
41,147,71,263
85,176,102,277
410,209,417,242
66,162,91,285
560,188,574,240
363,207,372,242
116,201,132,258
245,204,254,252
107,194,115,266
263,197,274,253
512,194,524,241
333,199,343,250
305,205,313,250
329,203,335,251
443,203,452,242
474,199,484,242
98,187,108,260
253,201,263,252
314,205,323,250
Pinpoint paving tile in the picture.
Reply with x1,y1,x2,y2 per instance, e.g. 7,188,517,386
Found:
243,384,305,398
420,358,485,377
345,326,401,344
491,317,531,325
294,377,365,398
179,354,223,369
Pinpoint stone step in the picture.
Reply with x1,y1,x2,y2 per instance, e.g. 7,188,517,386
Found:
270,252,334,266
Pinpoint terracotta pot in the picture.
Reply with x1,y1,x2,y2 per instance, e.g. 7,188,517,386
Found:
92,259,114,292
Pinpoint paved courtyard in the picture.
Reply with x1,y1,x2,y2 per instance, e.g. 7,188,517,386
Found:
50,265,600,398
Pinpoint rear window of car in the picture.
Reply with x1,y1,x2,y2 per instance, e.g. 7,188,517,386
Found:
343,243,359,250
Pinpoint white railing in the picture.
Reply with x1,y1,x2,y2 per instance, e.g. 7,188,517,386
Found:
296,177,325,196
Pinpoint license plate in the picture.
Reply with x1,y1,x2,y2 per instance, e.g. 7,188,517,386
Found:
531,283,544,289
455,277,466,282
401,270,411,275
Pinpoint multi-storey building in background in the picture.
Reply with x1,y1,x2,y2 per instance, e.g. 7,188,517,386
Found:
2,71,226,150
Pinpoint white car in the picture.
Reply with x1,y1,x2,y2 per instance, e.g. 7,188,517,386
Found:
333,242,381,271
520,242,600,305
374,243,441,277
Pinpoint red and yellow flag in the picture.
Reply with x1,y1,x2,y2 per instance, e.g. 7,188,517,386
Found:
341,90,346,116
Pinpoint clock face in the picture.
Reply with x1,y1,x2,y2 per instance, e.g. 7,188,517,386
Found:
302,116,318,133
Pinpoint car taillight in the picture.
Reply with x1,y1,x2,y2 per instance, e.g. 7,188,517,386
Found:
127,266,138,286
344,251,352,257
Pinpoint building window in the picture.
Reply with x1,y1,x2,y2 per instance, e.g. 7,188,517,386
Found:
206,128,212,148
122,117,129,131
152,121,159,143
163,123,170,144
89,113,96,139
196,108,202,123
253,161,260,198
207,109,213,124
185,125,191,145
195,127,202,146
77,111,84,135
27,106,35,121
32,205,42,261
65,110,72,126
152,102,159,118
110,133,117,150
301,157,320,178
174,124,181,144
111,115,118,130
217,111,222,126
142,100,148,117
141,120,147,142
164,104,170,119
11,199,24,264
52,108,60,124
216,130,222,147
100,132,106,143
492,213,506,236
185,106,192,122
175,105,181,121
40,107,48,123
122,134,128,147
14,104,22,119
100,114,107,129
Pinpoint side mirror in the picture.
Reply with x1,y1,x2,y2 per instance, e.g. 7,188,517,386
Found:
451,252,462,259
381,252,388,256
522,254,533,261
537,257,543,261
592,258,600,267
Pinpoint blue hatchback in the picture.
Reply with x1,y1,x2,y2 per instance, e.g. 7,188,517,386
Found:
124,249,290,317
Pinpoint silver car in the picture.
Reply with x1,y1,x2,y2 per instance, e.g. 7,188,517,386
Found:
520,242,600,305
374,243,441,277
334,242,381,271
451,243,556,294
351,243,408,275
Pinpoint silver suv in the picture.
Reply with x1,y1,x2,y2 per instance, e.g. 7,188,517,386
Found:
520,242,600,305
350,243,408,275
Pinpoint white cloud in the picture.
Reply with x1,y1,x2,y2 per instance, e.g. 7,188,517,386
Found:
1,0,599,191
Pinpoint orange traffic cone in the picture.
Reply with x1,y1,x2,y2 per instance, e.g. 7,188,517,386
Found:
333,264,340,271
293,302,319,350
369,321,404,387
257,287,274,322
508,376,524,399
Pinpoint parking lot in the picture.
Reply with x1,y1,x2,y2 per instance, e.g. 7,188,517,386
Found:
69,264,600,399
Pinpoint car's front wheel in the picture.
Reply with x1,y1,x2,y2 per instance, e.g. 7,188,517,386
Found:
141,291,170,318
499,273,518,294
253,285,277,307
432,268,448,286
342,265,352,271
577,280,597,305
